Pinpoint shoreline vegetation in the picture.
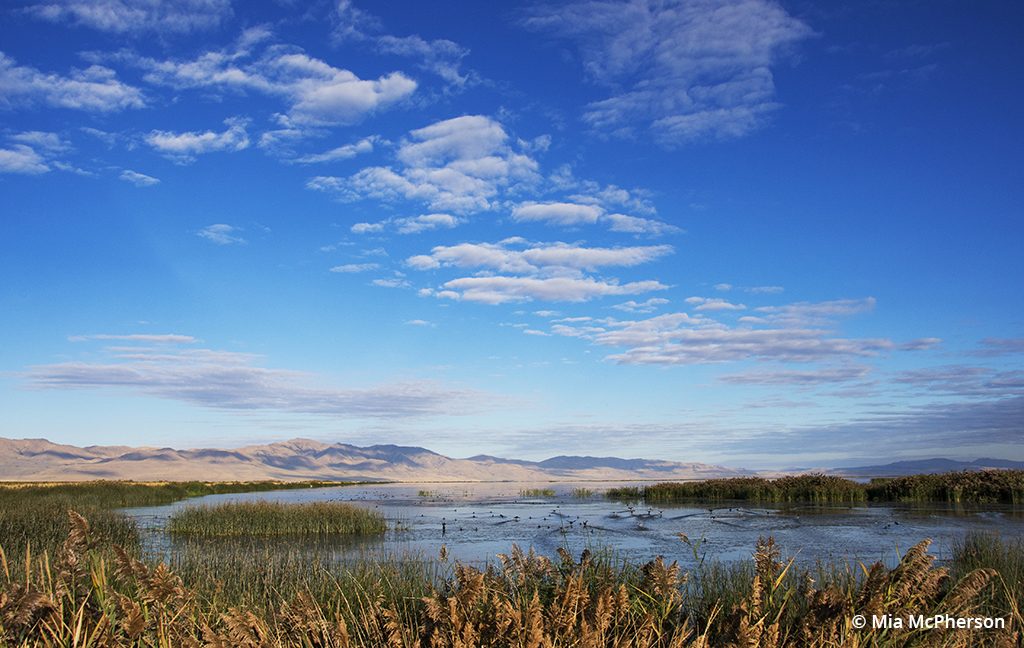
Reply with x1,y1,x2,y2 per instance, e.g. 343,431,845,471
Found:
606,470,1024,505
0,473,1021,644
0,511,1019,646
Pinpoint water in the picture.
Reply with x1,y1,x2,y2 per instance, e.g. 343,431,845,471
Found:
122,481,1024,570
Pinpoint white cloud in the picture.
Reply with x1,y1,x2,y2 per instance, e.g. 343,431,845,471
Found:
720,365,871,385
293,136,376,164
550,298,901,365
714,283,733,291
68,333,196,343
10,131,71,153
0,144,49,174
136,42,416,127
405,319,434,327
146,117,250,163
512,201,602,225
330,263,380,273
0,51,144,112
311,115,540,214
411,238,670,304
197,223,246,245
523,0,813,145
613,297,669,313
603,212,681,235
431,276,668,305
376,34,470,86
119,169,160,186
395,213,459,234
372,277,411,288
26,341,486,418
28,0,232,33
407,240,672,274
351,221,386,234
685,296,747,311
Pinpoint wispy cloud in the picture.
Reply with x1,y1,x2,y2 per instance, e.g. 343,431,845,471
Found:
550,298,898,364
522,0,813,145
197,224,246,245
0,51,144,112
67,333,197,343
119,169,160,186
329,263,380,273
422,276,667,305
27,0,232,34
292,136,376,164
26,342,489,418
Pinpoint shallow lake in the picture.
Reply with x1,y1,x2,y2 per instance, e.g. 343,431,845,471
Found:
122,481,1024,570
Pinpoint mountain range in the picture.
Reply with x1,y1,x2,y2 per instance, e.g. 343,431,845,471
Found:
0,437,748,482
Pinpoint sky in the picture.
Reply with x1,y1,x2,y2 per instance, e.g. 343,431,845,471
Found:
1,0,1022,469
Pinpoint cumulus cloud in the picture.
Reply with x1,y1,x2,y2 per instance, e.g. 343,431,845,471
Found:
146,118,250,163
407,239,672,274
512,201,602,225
613,297,669,313
197,223,246,245
352,213,461,235
25,341,487,418
685,296,747,311
27,0,232,33
309,115,539,214
0,51,144,112
410,238,670,304
134,38,416,127
522,0,813,145
0,144,49,174
119,169,159,186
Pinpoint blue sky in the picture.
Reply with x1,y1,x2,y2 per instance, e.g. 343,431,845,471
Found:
1,0,1021,468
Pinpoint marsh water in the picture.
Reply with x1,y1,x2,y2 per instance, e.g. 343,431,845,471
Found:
122,482,1024,570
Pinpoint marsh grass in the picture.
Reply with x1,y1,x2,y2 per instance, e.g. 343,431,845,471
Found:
519,487,556,497
168,501,387,537
571,487,595,498
608,470,1024,505
1,511,1019,647
0,480,346,567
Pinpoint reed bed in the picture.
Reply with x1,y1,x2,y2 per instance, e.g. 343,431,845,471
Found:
571,487,595,498
608,470,1024,505
0,480,347,569
518,487,556,498
168,501,387,537
0,511,1018,647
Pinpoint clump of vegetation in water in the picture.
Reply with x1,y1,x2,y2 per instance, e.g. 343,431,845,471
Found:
607,470,1024,505
571,487,595,498
168,501,387,537
519,487,556,497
